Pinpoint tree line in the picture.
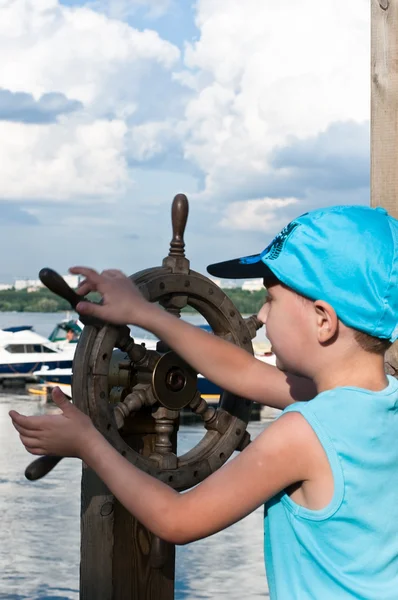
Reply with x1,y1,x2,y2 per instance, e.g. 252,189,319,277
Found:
0,287,266,315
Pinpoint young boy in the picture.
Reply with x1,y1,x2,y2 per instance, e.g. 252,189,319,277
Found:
10,205,398,599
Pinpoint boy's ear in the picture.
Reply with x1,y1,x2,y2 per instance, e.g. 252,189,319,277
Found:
313,300,338,343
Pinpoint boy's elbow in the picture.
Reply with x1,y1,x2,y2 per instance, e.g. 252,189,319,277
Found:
155,507,199,546
159,522,196,546
148,494,203,545
163,534,191,546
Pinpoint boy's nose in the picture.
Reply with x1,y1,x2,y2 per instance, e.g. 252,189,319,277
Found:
257,303,269,324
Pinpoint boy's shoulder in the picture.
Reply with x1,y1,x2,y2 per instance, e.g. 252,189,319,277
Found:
280,375,398,447
257,410,333,498
284,375,398,410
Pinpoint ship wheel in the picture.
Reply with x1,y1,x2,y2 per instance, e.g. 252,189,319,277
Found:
25,194,262,491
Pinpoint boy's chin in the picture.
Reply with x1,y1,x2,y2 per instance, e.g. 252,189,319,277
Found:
275,357,286,371
275,356,301,376
271,348,287,372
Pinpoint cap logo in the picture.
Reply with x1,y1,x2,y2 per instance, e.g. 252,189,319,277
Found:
262,221,300,260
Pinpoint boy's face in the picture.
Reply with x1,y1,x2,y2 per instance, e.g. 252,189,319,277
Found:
257,281,314,376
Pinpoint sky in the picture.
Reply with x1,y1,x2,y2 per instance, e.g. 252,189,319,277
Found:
0,0,370,283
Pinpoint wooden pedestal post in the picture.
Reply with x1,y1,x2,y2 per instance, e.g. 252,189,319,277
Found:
371,0,398,219
79,412,176,600
371,0,398,373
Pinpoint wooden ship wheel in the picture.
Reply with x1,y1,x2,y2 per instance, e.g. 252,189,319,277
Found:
25,193,263,599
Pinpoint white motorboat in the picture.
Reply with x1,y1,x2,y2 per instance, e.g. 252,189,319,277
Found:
31,336,276,399
0,325,75,382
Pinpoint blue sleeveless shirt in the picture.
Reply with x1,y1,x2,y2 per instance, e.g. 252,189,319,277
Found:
264,375,398,599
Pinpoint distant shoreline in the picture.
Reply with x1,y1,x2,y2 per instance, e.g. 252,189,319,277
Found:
0,287,266,315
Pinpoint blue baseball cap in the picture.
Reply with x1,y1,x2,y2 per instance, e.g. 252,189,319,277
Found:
207,205,398,342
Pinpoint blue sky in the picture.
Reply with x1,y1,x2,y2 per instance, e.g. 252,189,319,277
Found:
0,0,370,283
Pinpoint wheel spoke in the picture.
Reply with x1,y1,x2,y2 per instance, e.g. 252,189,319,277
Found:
149,407,179,469
244,314,263,340
113,384,153,429
160,293,188,316
116,331,151,363
115,327,136,352
189,391,217,426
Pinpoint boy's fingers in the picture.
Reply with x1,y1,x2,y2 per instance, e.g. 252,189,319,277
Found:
20,434,42,448
25,447,45,456
75,300,102,316
102,269,125,279
69,266,102,283
9,411,42,430
76,281,94,296
13,422,39,437
51,387,74,412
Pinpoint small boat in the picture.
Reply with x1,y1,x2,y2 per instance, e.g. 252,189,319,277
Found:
31,368,226,400
47,318,83,350
31,337,276,400
0,325,75,383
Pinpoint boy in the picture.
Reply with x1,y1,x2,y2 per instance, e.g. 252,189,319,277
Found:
10,205,398,599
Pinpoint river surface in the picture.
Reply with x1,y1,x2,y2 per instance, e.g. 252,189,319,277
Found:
0,312,271,599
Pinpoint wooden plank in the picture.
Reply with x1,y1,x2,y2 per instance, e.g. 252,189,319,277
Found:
112,417,176,600
371,0,398,218
80,467,114,600
79,407,176,599
71,328,115,600
112,505,175,600
371,1,398,370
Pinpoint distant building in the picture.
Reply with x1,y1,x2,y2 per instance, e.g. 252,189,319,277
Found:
208,277,221,288
62,275,81,289
242,279,263,292
14,279,43,291
207,277,238,289
222,280,239,289
14,274,80,292
0,283,12,291
208,277,262,291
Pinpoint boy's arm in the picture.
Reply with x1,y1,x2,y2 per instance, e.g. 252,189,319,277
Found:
71,266,316,410
147,308,315,409
78,411,316,544
11,390,320,545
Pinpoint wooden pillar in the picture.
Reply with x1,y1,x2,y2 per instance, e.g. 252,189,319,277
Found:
79,413,176,600
371,0,398,218
371,0,398,374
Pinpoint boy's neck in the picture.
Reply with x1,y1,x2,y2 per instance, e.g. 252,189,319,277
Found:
313,353,389,394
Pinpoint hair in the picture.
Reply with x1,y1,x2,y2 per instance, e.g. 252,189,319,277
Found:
264,274,392,356
263,272,279,287
353,330,391,356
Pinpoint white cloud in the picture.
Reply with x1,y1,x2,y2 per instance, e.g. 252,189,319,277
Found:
0,0,371,220
0,1,179,104
128,120,181,161
175,0,369,202
0,118,128,200
0,0,179,201
220,198,299,232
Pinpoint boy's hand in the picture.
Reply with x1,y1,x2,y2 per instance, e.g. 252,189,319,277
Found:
69,266,155,327
9,387,98,458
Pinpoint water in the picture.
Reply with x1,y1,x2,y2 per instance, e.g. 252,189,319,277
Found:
0,313,271,599
0,311,270,346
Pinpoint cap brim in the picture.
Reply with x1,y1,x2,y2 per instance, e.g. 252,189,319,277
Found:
207,255,274,280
